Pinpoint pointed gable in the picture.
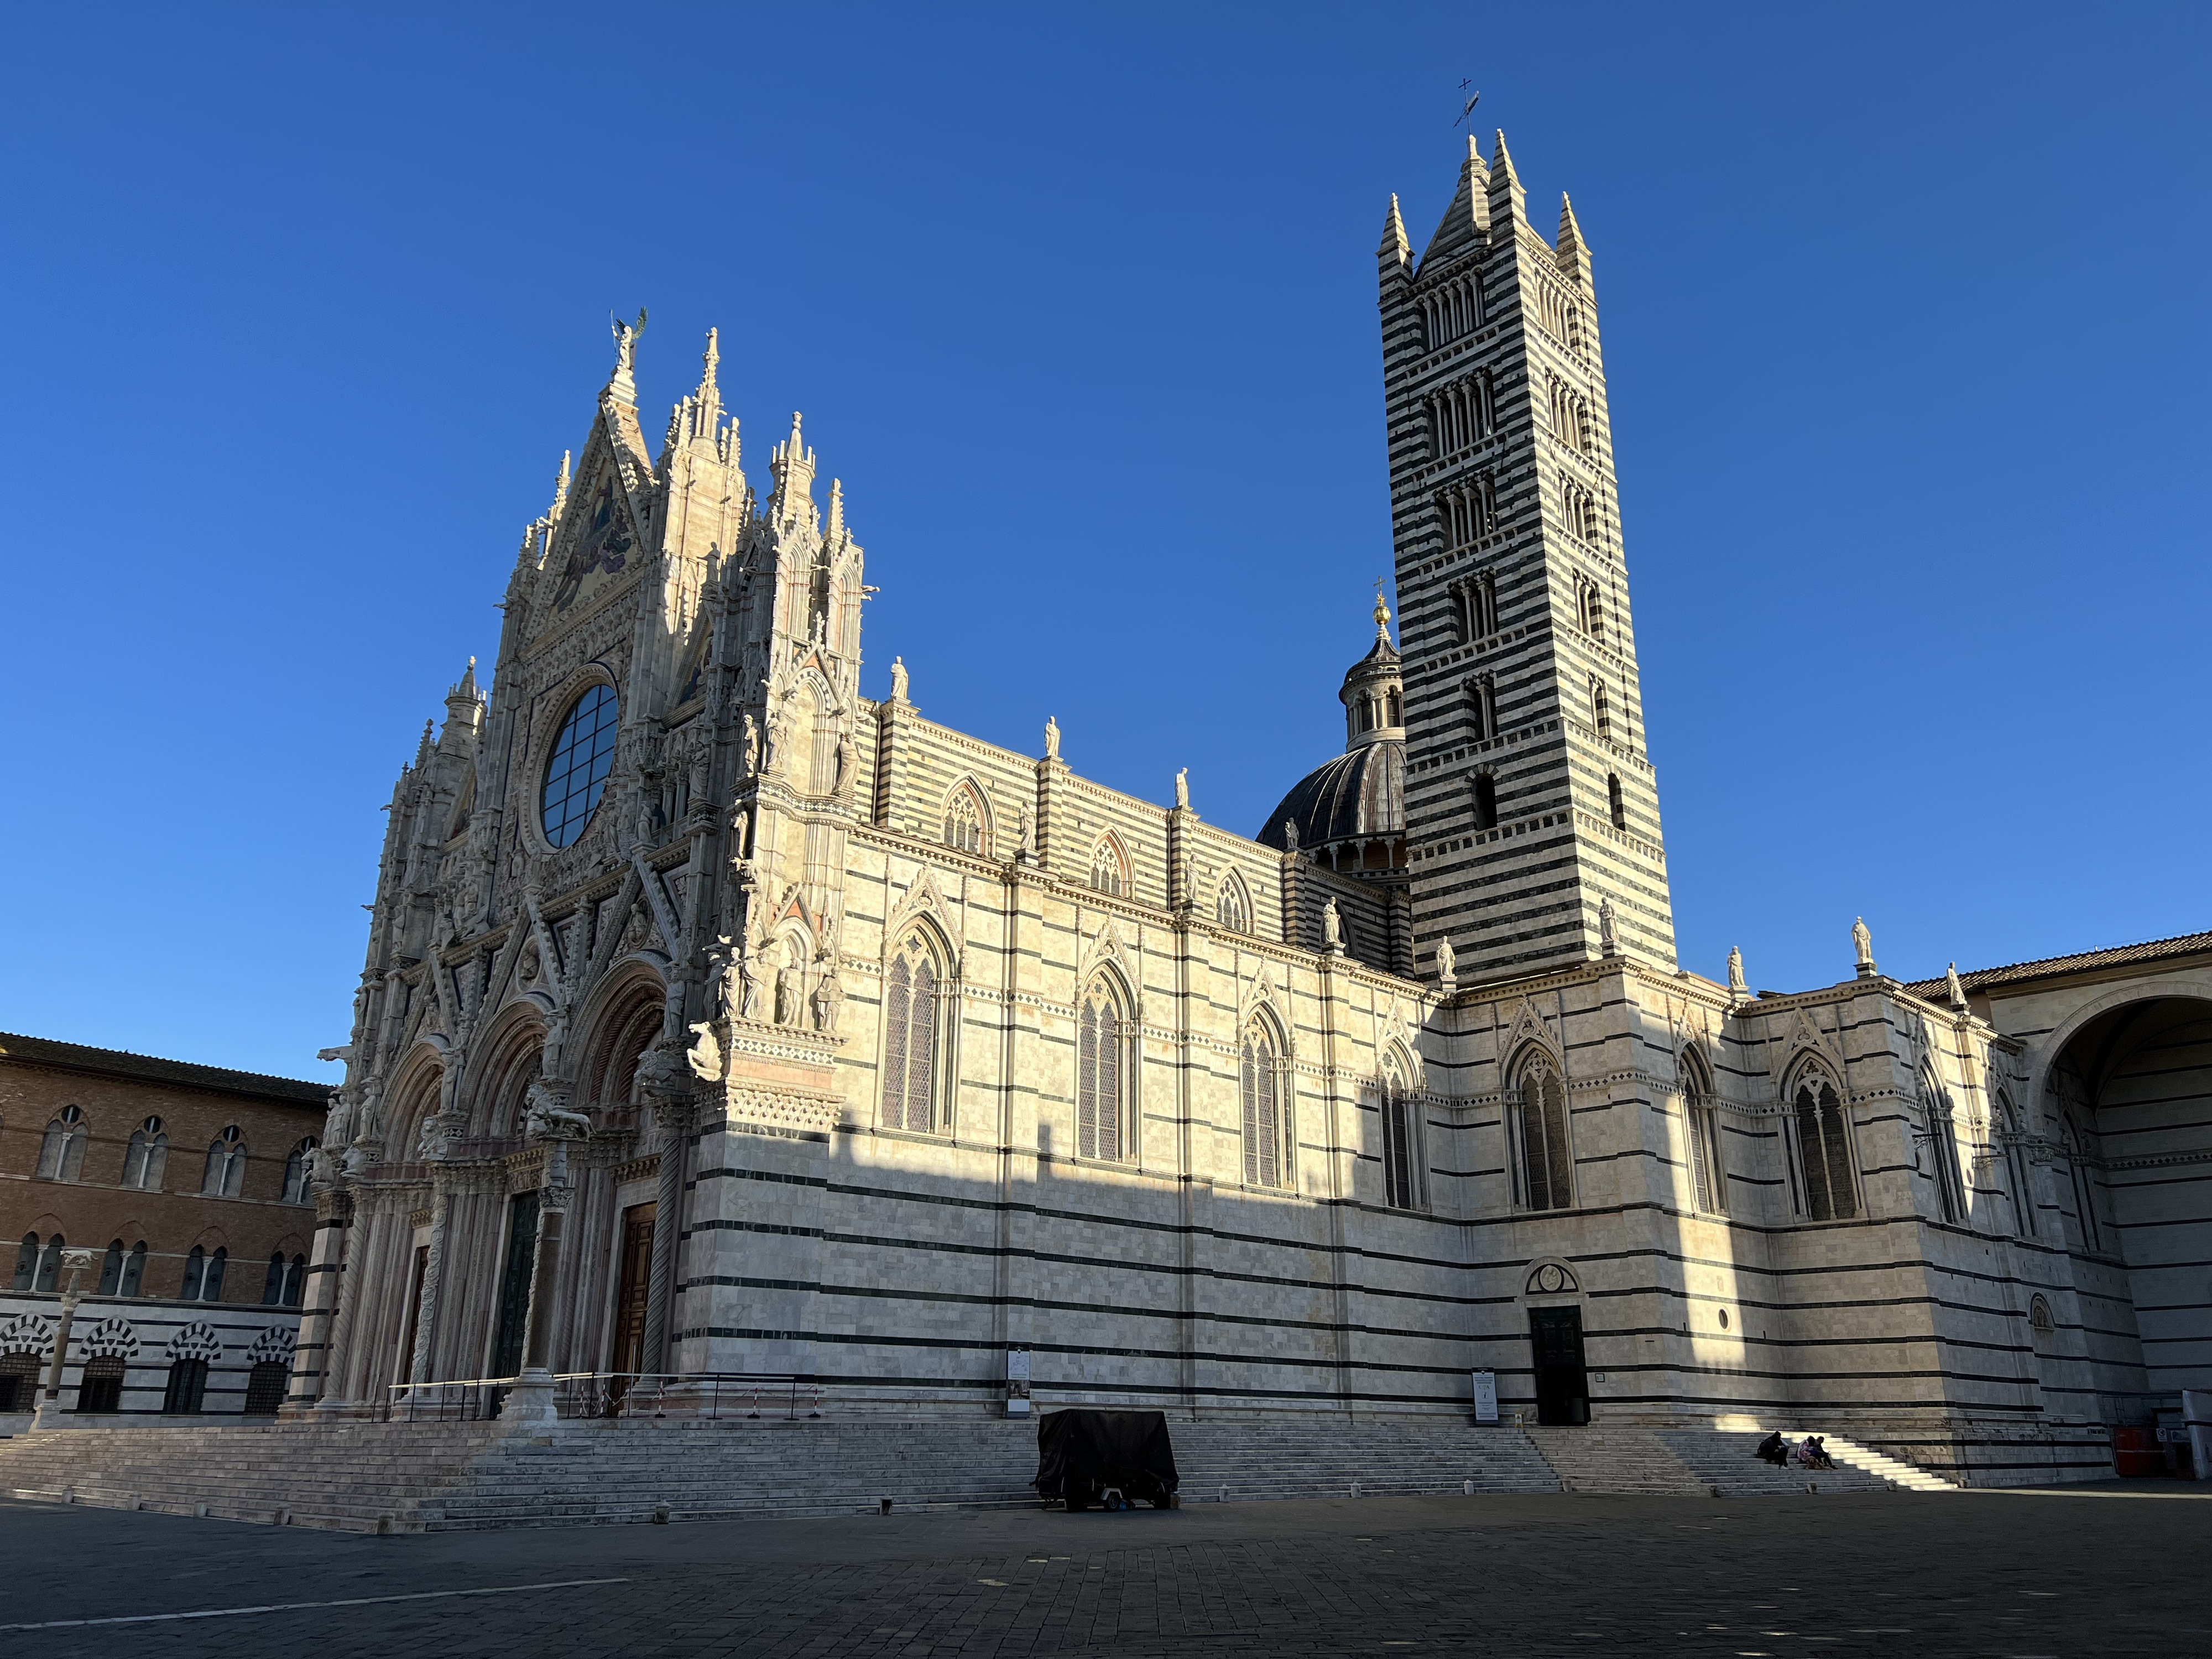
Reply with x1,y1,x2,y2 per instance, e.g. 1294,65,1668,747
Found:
1418,134,1492,275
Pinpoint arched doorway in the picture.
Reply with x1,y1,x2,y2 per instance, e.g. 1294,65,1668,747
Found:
2039,994,2212,1415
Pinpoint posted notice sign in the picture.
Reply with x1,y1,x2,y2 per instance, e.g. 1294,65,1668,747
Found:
1472,1369,1499,1423
1006,1347,1032,1416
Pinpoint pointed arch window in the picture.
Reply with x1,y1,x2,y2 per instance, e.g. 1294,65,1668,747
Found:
1923,1074,1968,1224
1379,1065,1424,1211
282,1138,317,1204
1607,773,1626,831
1513,1053,1573,1211
2062,1122,2103,1252
181,1244,228,1302
1678,1049,1724,1215
1789,1070,1856,1222
263,1250,307,1307
123,1117,169,1191
1077,978,1133,1162
1589,679,1611,742
1089,838,1126,898
13,1233,38,1292
942,786,985,857
1240,1020,1288,1188
1215,874,1251,933
36,1105,87,1181
880,931,944,1133
202,1126,248,1198
1995,1094,2035,1238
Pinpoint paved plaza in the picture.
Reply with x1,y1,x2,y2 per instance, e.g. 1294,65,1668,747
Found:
1,1484,2205,1658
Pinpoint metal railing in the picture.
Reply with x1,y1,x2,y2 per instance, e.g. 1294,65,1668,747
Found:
382,1371,821,1423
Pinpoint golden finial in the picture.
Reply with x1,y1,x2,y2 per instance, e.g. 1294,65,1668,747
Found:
1373,577,1391,633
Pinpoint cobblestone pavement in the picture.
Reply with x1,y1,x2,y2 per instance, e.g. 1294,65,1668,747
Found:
2,1484,2205,1658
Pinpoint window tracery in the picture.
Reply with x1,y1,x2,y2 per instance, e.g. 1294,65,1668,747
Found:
1513,1052,1573,1211
1077,978,1131,1162
1379,1063,1423,1211
942,786,985,857
881,931,944,1133
1790,1067,1856,1221
1089,838,1126,898
1215,874,1251,933
1240,1019,1287,1188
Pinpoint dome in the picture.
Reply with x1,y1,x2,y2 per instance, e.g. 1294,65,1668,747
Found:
1258,739,1404,853
1255,596,1409,878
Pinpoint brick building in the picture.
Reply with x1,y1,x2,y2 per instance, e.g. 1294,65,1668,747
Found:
1,1033,327,1420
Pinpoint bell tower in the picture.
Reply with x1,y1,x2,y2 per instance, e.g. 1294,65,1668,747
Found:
1380,133,1676,982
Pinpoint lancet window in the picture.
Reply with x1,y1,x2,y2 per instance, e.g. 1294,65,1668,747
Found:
1089,838,1126,898
1077,978,1131,1162
1513,1053,1573,1211
282,1138,317,1204
1923,1073,1968,1224
1561,479,1600,542
880,931,943,1134
262,1251,306,1306
96,1239,147,1297
180,1244,228,1302
36,1106,86,1181
1437,473,1498,549
1379,1063,1423,1211
123,1117,169,1191
1608,773,1626,831
202,1126,248,1198
1472,771,1498,832
1215,874,1251,933
1789,1068,1857,1222
1590,679,1611,742
1240,1019,1288,1188
1995,1094,2034,1238
942,786,984,856
1451,571,1499,644
1420,274,1482,352
1466,675,1495,742
1678,1048,1724,1215
1427,368,1494,457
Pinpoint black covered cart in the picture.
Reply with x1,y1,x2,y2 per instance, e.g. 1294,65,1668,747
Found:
1032,1408,1180,1509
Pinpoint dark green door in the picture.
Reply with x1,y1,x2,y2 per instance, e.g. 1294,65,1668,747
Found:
1529,1306,1589,1425
488,1191,541,1380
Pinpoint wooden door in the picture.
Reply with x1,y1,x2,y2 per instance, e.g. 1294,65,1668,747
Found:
1529,1306,1589,1426
609,1203,656,1395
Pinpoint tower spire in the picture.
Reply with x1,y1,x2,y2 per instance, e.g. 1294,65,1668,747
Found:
1486,129,1526,230
1556,192,1590,283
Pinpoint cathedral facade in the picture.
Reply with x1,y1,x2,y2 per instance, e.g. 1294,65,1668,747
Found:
290,135,2203,1483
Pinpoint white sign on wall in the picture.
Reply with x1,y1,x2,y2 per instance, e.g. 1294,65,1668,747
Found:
1472,1369,1498,1423
1006,1347,1032,1416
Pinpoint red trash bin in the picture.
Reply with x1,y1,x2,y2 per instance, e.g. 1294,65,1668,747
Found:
2112,1425,2163,1477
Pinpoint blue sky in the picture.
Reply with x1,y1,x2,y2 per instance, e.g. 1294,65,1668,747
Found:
2,4,2205,1078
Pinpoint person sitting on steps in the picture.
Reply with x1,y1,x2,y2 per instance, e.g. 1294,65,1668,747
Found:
1754,1431,1788,1466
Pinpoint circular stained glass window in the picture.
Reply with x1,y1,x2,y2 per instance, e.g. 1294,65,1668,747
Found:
541,684,618,847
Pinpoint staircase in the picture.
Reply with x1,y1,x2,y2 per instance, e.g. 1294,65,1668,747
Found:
0,1414,1959,1533
0,1421,507,1532
1521,1425,1707,1494
427,1415,1562,1528
1807,1433,1959,1492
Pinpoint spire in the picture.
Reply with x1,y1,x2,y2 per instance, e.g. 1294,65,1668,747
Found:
550,450,571,519
1555,192,1590,283
826,477,846,542
685,327,724,448
769,411,817,530
1486,129,1526,232
1417,135,1491,269
1379,193,1410,270
413,719,435,770
441,658,483,748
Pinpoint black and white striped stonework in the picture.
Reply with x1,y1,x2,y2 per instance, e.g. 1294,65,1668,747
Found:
1378,135,1676,984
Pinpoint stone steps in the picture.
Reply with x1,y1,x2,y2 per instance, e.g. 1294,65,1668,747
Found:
0,1414,1960,1531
